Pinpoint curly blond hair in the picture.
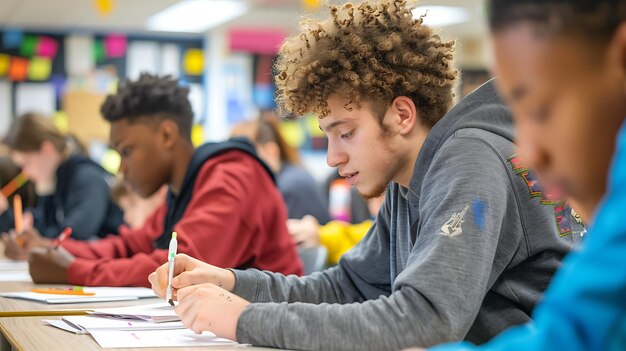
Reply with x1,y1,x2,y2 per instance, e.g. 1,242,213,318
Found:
275,0,458,126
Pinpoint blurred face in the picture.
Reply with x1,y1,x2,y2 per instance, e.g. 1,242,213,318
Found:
110,119,173,198
320,96,408,199
11,142,59,184
493,25,626,222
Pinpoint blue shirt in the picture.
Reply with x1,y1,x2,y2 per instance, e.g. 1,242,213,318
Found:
431,123,626,351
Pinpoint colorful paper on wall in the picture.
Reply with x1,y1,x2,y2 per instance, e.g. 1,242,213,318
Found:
0,54,9,76
3,29,23,49
280,120,305,148
104,34,127,58
9,57,28,81
183,49,204,76
28,57,52,81
65,35,95,75
160,43,180,77
126,41,160,80
93,39,105,63
15,83,55,116
36,36,58,58
0,81,12,136
19,35,38,57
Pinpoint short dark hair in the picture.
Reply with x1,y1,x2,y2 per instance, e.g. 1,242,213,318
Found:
101,73,193,139
488,0,626,42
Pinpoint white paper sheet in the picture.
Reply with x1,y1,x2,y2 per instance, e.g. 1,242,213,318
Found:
161,43,180,78
44,316,184,335
0,259,28,271
89,328,240,348
15,82,55,117
0,271,32,282
65,35,95,75
0,81,12,137
126,41,160,80
0,287,156,304
88,302,179,322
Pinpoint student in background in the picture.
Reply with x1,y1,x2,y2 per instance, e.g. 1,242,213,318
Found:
110,179,167,229
231,116,330,224
0,113,123,244
3,74,302,286
288,194,384,266
421,1,626,350
148,1,581,349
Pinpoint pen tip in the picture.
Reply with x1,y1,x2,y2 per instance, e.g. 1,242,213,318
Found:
168,299,175,306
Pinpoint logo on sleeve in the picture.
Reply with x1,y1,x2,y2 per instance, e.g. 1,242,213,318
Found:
440,205,469,237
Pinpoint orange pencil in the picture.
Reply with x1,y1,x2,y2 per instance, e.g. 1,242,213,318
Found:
53,227,73,248
13,194,24,246
1,172,27,198
30,288,95,296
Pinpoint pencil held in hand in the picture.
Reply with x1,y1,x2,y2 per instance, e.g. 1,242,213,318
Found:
14,194,23,246
166,231,178,306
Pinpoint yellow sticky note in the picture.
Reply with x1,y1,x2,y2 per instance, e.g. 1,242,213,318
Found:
28,56,52,81
305,114,325,137
191,124,204,147
184,49,204,76
101,149,121,175
0,54,9,76
302,0,321,10
53,111,69,134
279,121,305,148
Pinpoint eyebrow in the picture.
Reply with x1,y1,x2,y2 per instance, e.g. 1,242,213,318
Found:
320,120,347,133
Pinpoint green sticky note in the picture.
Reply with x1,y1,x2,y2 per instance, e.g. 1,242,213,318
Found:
20,36,38,57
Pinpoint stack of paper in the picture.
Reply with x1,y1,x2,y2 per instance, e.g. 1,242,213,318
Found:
89,329,240,348
44,302,242,348
88,302,179,322
0,287,157,304
44,315,185,335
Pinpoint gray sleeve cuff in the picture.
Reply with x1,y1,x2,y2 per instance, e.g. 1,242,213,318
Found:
230,268,265,301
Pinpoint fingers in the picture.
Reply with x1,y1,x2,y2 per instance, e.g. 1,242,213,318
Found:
22,212,34,231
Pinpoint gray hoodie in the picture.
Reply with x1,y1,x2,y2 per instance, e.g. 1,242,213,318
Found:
231,80,583,350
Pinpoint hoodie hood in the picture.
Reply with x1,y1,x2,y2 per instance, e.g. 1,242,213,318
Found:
409,79,513,196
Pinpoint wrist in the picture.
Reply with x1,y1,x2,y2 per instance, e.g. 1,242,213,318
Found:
221,268,236,292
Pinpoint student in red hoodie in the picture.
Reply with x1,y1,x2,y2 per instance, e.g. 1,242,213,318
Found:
4,73,303,286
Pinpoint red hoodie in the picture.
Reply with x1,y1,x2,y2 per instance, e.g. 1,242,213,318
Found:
63,150,303,287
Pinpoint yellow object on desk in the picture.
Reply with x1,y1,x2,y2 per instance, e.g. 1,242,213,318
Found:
30,288,95,296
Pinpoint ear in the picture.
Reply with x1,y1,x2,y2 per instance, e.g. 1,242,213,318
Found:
40,140,57,155
158,119,180,150
389,96,419,135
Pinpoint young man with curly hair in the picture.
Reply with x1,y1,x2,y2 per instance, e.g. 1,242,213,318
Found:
148,1,582,349
7,73,303,286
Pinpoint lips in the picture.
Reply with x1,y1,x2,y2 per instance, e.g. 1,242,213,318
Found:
340,171,359,185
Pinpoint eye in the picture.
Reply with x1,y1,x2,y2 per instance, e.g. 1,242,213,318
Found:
120,146,133,158
530,104,550,124
340,130,354,139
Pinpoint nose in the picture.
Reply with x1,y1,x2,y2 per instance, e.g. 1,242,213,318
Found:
516,127,549,174
326,139,348,168
118,160,127,178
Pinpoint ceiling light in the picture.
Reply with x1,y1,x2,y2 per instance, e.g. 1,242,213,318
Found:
412,6,468,27
147,0,248,33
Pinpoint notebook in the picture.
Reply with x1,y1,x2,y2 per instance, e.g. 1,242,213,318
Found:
89,329,241,348
0,287,157,304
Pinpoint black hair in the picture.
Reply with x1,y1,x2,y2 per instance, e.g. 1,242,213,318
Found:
101,73,193,139
488,0,625,41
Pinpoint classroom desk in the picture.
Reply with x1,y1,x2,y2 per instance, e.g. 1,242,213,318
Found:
0,317,279,351
0,281,163,317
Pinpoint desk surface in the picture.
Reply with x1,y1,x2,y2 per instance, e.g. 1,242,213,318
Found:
0,317,278,351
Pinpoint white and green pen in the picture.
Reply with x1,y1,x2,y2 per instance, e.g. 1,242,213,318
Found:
165,231,178,306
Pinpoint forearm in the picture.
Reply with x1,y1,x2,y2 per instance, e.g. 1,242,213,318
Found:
236,287,461,350
232,265,369,304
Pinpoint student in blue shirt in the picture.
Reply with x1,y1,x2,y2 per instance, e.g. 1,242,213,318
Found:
421,1,626,350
